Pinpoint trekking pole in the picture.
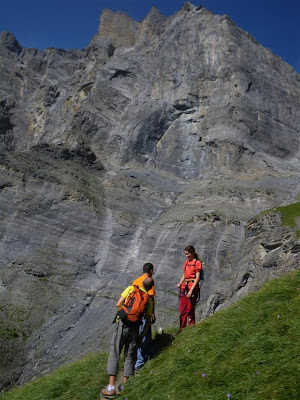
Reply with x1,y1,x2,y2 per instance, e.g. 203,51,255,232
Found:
112,312,118,324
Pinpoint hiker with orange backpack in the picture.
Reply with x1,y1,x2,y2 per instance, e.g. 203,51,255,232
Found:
132,263,156,371
177,245,202,329
101,277,154,399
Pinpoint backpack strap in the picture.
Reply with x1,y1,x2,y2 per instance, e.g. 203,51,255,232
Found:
184,259,198,279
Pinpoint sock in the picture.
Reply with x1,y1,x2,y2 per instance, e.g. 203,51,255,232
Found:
107,384,115,391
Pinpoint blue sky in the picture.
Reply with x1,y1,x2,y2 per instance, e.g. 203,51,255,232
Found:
1,0,299,73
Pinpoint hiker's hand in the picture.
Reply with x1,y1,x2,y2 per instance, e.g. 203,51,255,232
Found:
151,314,156,324
187,290,193,299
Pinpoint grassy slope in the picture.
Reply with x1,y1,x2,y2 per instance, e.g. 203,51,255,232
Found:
124,269,300,400
1,270,299,400
0,353,109,400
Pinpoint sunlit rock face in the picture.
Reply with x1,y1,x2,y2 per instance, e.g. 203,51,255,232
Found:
0,2,299,389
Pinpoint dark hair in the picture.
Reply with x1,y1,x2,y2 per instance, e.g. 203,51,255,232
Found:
142,277,154,292
184,245,199,260
143,263,154,274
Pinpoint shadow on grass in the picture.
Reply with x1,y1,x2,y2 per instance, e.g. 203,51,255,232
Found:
151,332,175,359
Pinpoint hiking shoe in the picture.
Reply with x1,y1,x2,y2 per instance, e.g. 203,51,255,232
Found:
118,383,124,393
101,387,117,398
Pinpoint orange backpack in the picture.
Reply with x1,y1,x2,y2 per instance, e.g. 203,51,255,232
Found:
117,285,149,324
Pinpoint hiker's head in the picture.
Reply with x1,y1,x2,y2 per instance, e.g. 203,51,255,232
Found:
142,277,154,292
184,245,199,261
143,263,154,276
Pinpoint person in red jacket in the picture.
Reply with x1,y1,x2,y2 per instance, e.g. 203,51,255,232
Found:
177,245,202,329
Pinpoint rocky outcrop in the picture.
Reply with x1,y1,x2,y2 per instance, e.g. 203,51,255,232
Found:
0,2,299,390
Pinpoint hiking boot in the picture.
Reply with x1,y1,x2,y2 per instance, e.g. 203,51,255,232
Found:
118,383,124,393
101,386,117,398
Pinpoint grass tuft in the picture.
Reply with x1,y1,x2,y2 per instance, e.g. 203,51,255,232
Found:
263,202,300,237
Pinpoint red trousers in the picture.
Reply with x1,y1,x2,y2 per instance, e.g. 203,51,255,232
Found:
179,292,197,329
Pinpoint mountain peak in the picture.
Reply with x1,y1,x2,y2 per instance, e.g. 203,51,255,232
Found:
0,30,22,54
180,2,197,12
97,8,140,47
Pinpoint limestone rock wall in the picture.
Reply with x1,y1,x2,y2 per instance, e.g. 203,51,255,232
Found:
0,2,299,389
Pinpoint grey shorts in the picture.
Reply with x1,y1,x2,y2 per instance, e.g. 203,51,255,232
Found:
106,320,139,377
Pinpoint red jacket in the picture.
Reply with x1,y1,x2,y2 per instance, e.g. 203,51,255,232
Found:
181,259,202,291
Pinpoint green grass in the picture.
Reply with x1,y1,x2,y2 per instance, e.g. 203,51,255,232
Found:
1,270,299,400
277,202,300,228
0,353,108,400
264,202,300,237
122,270,300,400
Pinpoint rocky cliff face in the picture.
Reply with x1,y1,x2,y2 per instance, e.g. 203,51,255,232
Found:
0,2,299,389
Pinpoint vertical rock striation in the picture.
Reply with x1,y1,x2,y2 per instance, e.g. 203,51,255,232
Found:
0,2,299,389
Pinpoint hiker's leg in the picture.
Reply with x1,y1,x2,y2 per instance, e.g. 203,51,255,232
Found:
187,298,196,326
144,322,152,355
135,331,151,369
123,325,139,378
135,346,143,370
109,375,116,386
135,317,151,370
106,321,124,376
179,293,188,329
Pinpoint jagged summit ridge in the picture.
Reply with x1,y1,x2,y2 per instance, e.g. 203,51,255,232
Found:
94,3,210,48
95,5,169,48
